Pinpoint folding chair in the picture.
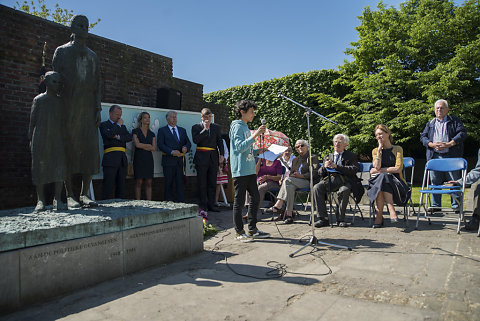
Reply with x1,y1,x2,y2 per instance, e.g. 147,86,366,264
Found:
403,157,416,217
295,187,311,211
416,158,468,233
356,162,372,224
325,166,366,225
294,163,321,211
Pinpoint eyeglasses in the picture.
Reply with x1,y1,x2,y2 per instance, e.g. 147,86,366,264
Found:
295,144,305,148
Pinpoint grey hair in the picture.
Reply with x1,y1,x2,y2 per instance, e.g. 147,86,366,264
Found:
435,99,449,108
166,110,177,119
333,134,349,146
295,139,309,148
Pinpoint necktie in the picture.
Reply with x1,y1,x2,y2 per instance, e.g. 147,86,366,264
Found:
172,127,179,142
334,154,338,164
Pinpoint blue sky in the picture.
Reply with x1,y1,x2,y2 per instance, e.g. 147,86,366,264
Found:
4,0,415,93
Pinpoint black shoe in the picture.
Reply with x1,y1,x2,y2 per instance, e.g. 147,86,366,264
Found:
337,221,348,227
465,216,480,231
284,216,294,224
372,218,384,228
314,219,329,228
208,206,220,212
427,207,442,213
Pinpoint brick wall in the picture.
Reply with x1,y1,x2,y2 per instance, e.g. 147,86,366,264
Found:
0,5,230,209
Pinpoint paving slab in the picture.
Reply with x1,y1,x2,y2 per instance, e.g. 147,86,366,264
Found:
2,205,480,321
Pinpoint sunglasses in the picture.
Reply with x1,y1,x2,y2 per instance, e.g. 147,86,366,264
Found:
295,144,305,148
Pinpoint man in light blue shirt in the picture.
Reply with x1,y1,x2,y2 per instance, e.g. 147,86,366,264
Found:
420,99,466,211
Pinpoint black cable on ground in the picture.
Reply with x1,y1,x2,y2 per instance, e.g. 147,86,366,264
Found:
206,221,334,279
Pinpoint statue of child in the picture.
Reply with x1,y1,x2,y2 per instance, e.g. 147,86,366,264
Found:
28,71,67,212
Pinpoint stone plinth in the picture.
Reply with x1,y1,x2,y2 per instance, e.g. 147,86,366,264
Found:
0,200,203,312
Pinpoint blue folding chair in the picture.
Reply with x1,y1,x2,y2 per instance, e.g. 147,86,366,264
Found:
403,157,416,217
417,158,468,233
357,162,373,224
358,162,373,186
295,187,311,211
294,163,322,211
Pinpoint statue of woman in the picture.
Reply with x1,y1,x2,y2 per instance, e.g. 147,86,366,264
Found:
53,15,101,208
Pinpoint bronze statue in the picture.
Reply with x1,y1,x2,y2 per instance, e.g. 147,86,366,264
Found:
52,15,101,208
28,71,67,212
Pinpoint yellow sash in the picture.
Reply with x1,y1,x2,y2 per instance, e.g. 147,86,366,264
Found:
196,147,216,151
104,147,126,154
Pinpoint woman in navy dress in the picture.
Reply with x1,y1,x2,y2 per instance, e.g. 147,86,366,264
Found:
367,124,408,228
133,112,156,200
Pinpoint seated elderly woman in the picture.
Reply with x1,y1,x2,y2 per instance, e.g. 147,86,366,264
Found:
269,139,320,224
243,156,283,220
367,124,408,228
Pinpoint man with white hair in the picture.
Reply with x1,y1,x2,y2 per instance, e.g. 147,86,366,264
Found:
420,99,466,212
313,134,361,228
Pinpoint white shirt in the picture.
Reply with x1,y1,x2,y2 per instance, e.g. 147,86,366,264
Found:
168,124,179,141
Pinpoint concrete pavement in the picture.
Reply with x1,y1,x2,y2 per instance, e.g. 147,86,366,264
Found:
2,205,480,321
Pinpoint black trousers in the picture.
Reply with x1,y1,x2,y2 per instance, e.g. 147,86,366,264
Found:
163,164,185,202
196,162,218,211
102,165,127,200
233,174,260,234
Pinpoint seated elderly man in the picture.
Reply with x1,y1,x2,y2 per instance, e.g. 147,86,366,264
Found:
314,134,359,228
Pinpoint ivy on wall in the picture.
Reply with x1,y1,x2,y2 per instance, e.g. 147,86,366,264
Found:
204,70,348,158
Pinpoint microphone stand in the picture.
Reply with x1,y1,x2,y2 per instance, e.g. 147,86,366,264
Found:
277,93,351,257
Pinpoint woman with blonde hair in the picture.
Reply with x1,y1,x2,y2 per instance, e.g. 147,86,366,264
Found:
367,124,408,228
132,112,156,200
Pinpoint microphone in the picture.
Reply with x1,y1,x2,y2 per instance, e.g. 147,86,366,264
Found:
260,119,267,160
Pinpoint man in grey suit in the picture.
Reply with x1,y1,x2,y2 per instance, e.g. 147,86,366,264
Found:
449,148,480,231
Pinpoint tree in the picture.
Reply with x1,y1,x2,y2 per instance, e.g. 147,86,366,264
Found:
14,0,100,29
316,0,480,158
205,0,480,159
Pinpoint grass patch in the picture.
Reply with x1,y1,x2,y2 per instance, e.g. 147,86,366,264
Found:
410,186,470,209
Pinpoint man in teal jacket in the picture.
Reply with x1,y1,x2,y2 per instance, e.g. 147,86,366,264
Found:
229,100,270,242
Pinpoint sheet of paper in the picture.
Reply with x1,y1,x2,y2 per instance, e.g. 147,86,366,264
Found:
267,144,288,154
257,150,280,162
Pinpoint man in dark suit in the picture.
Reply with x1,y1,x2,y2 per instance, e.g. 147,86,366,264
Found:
100,105,132,200
192,108,224,212
157,110,191,202
313,134,360,228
